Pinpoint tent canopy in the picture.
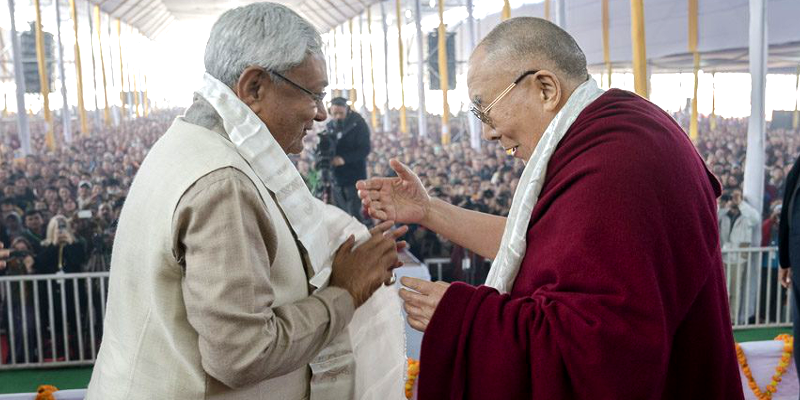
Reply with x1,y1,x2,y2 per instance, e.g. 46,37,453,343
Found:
92,0,382,39
448,0,799,73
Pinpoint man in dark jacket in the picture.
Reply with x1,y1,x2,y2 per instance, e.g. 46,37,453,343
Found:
327,97,371,222
778,154,800,387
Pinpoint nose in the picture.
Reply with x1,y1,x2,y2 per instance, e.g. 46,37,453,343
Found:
314,102,327,121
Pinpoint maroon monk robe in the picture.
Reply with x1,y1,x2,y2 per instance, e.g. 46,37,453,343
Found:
418,89,743,399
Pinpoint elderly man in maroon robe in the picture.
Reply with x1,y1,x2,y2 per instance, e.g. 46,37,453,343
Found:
357,17,743,399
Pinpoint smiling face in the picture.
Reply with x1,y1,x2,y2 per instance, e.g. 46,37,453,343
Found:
467,46,571,163
234,54,328,155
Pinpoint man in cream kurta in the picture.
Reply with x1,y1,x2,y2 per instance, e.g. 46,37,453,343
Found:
87,3,405,400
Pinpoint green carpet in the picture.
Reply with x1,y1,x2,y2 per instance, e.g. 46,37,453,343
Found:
0,366,92,394
0,327,792,394
733,326,793,342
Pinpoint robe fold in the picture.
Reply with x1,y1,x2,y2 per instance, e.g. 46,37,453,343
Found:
418,89,744,399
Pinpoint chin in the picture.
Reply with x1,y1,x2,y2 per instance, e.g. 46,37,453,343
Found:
288,143,304,155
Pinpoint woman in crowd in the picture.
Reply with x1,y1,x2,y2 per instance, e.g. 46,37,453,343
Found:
35,215,87,360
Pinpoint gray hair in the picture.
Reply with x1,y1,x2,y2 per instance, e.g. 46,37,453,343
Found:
478,17,587,82
204,2,323,88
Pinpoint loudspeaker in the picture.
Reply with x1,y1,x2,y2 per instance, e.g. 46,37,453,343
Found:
427,30,456,90
770,110,795,130
19,22,54,94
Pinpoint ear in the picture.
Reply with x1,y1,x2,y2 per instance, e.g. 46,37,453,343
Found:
534,71,562,112
234,66,270,106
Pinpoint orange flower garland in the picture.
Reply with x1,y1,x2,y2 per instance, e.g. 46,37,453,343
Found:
35,385,59,400
406,358,420,399
735,334,793,400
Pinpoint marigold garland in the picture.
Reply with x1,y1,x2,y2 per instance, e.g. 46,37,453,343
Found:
406,358,420,399
735,334,793,400
35,385,58,400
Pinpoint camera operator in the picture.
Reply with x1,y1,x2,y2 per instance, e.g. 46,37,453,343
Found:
327,97,371,222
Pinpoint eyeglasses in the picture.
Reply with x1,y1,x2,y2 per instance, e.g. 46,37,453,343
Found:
470,70,539,127
268,70,327,104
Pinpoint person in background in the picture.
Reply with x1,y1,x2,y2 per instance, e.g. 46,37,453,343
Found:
77,181,93,210
718,189,761,323
779,154,800,392
328,97,371,222
0,217,10,249
36,215,87,360
0,237,38,363
4,212,25,241
21,209,46,254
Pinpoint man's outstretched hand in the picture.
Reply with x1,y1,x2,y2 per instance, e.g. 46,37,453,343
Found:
356,159,431,224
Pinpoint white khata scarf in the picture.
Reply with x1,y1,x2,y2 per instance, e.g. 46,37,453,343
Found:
197,72,405,400
484,77,604,293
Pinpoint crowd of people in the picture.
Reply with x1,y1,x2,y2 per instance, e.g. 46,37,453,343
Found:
0,104,797,363
693,116,798,248
0,110,180,363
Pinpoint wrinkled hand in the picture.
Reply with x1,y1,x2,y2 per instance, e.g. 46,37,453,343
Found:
780,268,792,289
330,221,409,307
399,277,450,332
356,159,430,224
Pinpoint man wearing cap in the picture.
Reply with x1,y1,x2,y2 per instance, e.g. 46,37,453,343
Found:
77,181,93,210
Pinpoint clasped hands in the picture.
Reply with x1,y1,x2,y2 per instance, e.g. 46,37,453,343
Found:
354,159,451,332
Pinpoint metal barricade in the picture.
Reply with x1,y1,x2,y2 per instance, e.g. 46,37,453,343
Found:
426,247,791,330
423,257,492,286
0,249,785,370
0,272,110,370
721,246,791,329
424,258,449,282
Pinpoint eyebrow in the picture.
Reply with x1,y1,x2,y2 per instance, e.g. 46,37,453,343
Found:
472,95,482,106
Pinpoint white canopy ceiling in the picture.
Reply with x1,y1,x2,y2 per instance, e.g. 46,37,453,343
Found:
91,0,383,39
451,0,800,73
95,0,799,73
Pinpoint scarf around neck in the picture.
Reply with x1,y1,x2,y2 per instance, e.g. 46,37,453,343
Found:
196,72,344,279
484,77,604,293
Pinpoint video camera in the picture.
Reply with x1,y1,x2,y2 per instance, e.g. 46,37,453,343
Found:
8,250,31,260
314,126,339,171
314,125,341,203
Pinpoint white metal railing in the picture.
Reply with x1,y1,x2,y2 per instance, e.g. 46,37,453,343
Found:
426,247,790,330
423,257,491,286
0,272,109,370
721,246,791,329
0,249,787,370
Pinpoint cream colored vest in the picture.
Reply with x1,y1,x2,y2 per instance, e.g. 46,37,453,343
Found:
86,118,334,400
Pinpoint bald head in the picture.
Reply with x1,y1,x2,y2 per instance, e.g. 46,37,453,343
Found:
475,17,587,84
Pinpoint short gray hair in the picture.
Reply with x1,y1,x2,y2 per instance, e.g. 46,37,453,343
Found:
204,2,323,88
478,17,587,82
